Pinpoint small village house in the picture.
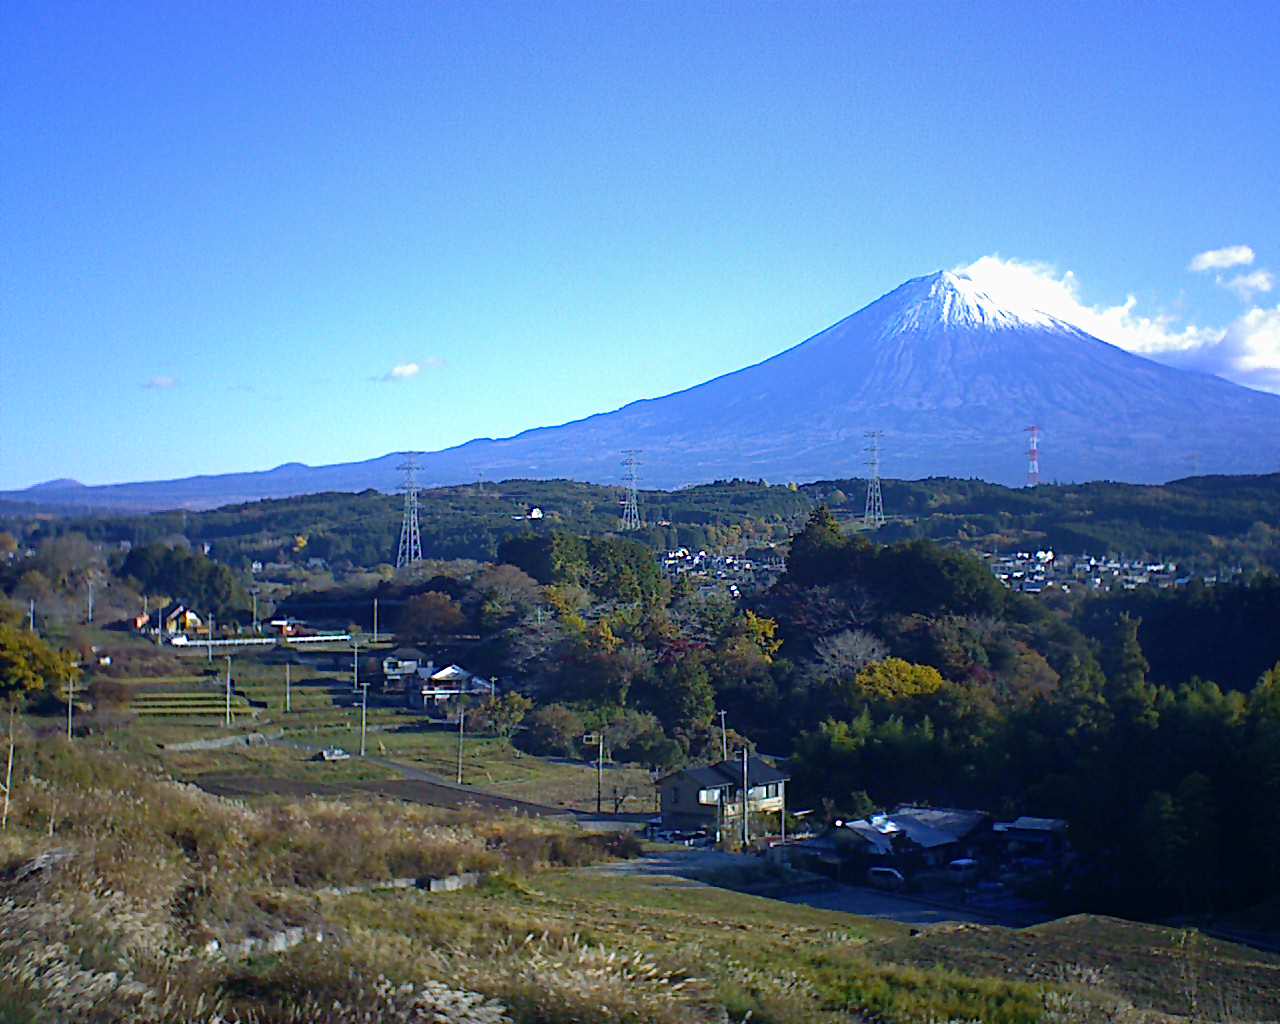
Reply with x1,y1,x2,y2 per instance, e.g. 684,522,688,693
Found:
657,756,788,835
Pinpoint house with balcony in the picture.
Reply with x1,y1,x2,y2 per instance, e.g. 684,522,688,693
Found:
656,756,788,833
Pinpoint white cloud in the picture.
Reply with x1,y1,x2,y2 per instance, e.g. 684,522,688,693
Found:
1189,245,1255,272
378,357,445,382
954,254,1280,394
958,255,1220,355
143,375,178,390
1223,269,1274,302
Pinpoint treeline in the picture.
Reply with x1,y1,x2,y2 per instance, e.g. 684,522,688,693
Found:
8,479,811,568
119,543,251,620
825,472,1280,572
775,509,1280,917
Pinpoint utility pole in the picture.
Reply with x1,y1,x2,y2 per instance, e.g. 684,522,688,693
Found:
1,709,14,830
27,599,34,632
597,731,605,815
86,581,94,624
285,663,292,713
66,674,74,740
741,747,750,849
351,640,361,692
372,598,379,643
359,682,368,757
207,613,215,663
225,655,233,728
780,782,786,844
251,587,259,633
456,705,466,784
718,709,729,762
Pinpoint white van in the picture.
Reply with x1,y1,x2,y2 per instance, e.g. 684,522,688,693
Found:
947,858,978,883
867,866,905,891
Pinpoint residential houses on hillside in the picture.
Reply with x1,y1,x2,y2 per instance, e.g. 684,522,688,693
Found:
776,805,1071,889
380,646,493,713
659,547,786,598
984,549,1243,595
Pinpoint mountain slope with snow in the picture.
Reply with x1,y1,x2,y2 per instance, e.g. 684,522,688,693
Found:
8,269,1280,509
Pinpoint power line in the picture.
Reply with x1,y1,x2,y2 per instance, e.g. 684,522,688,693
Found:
863,431,885,529
396,453,423,568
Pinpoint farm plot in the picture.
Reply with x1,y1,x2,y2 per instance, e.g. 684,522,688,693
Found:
130,690,259,720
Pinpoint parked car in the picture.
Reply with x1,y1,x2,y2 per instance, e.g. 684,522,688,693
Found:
947,858,979,883
867,866,906,891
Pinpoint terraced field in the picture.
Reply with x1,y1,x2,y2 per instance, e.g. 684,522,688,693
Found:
130,689,259,719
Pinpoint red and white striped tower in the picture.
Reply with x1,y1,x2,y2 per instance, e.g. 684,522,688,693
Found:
1025,425,1041,487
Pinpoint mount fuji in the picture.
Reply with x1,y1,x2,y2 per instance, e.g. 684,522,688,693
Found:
9,269,1280,509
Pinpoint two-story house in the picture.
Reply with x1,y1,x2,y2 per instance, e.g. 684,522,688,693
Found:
657,756,788,834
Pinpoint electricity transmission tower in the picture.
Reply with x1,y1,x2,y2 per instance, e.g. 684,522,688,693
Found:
1025,425,1041,487
396,454,423,568
620,450,642,530
863,431,885,528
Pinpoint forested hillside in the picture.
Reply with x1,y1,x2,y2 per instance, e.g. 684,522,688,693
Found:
6,473,1277,573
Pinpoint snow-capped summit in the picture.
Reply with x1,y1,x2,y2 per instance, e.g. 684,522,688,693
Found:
8,265,1280,508
879,270,1066,336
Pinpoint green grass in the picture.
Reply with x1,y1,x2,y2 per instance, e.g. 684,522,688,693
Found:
301,724,658,812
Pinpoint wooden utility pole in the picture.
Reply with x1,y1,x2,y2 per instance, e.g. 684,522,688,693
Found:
780,782,787,844
1,709,14,830
456,705,466,784
359,683,368,756
597,731,605,815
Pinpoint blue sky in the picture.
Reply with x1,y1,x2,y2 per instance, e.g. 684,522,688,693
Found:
3,2,1278,489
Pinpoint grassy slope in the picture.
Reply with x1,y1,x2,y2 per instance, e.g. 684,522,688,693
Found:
3,725,1278,1023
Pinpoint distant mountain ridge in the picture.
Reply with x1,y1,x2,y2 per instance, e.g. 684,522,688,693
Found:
7,269,1280,511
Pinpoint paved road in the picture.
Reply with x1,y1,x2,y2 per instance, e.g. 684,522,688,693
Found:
596,848,1038,927
776,883,1004,927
